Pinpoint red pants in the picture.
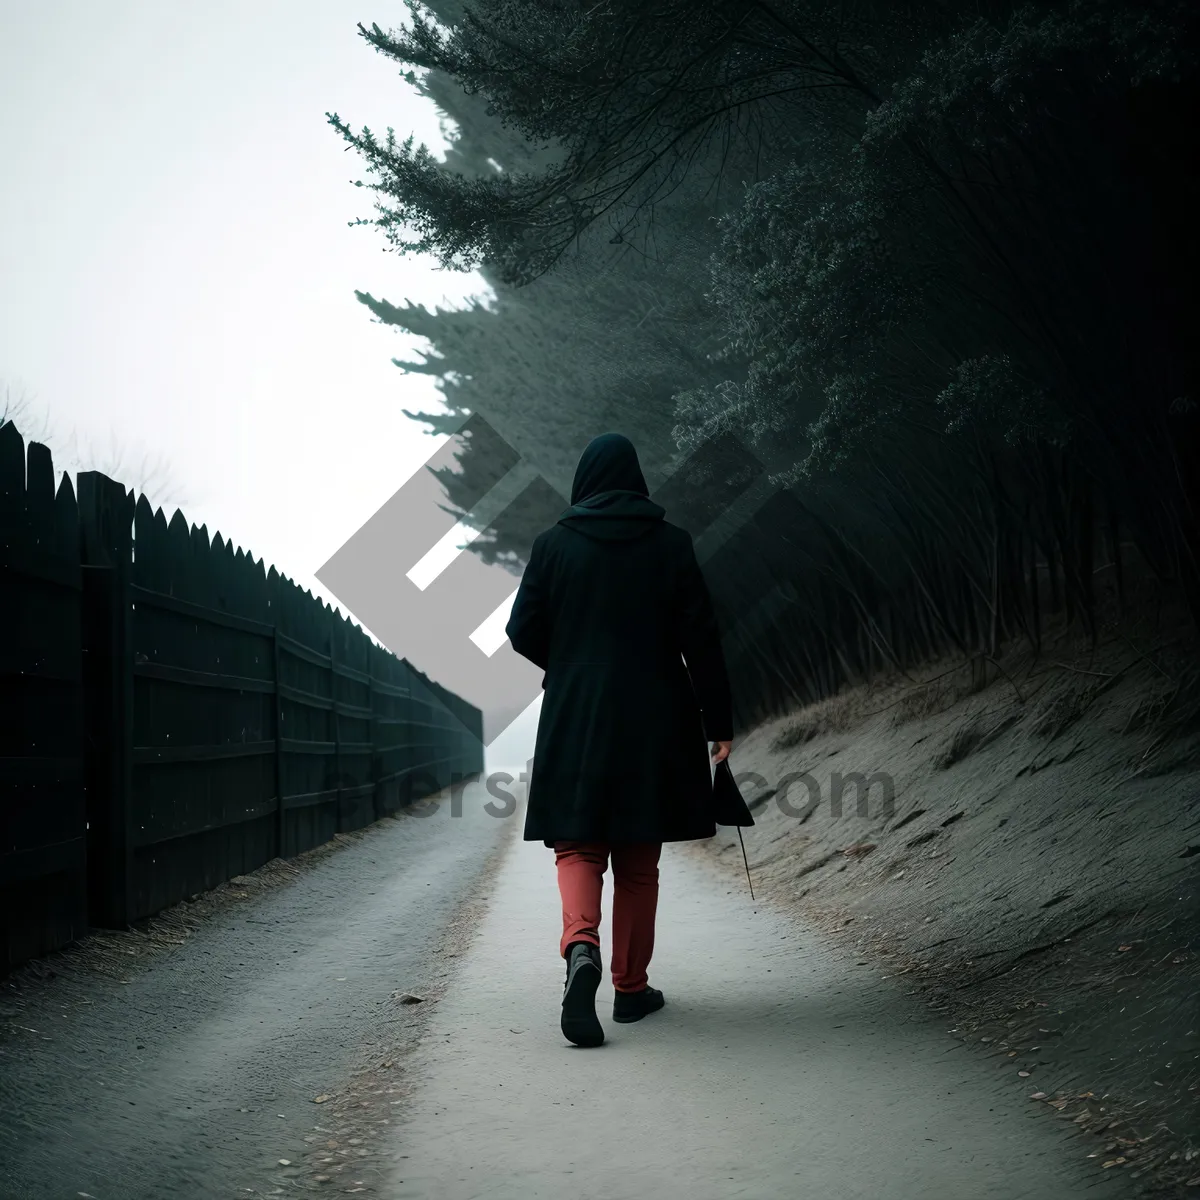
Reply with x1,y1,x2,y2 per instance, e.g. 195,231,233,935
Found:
554,841,662,993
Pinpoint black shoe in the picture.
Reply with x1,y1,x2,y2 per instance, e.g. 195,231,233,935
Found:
561,941,604,1047
612,985,665,1023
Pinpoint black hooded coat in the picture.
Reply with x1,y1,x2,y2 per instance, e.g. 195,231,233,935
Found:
505,433,734,845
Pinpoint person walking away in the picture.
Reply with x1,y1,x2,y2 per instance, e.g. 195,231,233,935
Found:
505,432,734,1047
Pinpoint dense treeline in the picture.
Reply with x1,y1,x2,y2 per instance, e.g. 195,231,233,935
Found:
329,0,1199,726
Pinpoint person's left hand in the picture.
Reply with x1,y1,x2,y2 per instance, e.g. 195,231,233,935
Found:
710,740,732,765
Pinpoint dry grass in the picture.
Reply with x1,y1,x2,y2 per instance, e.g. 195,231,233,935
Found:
933,720,985,769
772,660,993,748
1030,684,1099,738
770,688,872,751
888,671,972,727
1123,664,1200,735
1122,685,1177,734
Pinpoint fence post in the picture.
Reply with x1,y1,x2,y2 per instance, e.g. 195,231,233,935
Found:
367,652,378,823
272,588,285,859
77,472,135,929
330,610,342,834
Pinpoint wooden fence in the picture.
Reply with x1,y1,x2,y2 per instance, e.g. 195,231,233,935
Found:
1,424,484,971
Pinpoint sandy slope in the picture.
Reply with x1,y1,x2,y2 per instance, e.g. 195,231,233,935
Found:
691,634,1200,1195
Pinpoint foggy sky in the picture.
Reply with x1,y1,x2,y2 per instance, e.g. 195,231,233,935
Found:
0,2,539,767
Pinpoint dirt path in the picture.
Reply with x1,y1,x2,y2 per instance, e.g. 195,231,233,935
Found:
378,827,1115,1200
0,783,517,1200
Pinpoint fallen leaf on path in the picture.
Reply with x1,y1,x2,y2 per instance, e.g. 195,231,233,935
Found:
394,992,424,1004
278,1158,291,1166
1018,1071,1031,1077
1030,1092,1047,1100
1048,1098,1070,1110
1102,1157,1126,1168
313,1095,332,1104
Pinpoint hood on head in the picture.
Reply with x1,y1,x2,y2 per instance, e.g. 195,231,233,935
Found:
557,433,665,541
568,432,651,502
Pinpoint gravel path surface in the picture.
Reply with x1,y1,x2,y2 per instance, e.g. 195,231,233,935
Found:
0,783,515,1200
